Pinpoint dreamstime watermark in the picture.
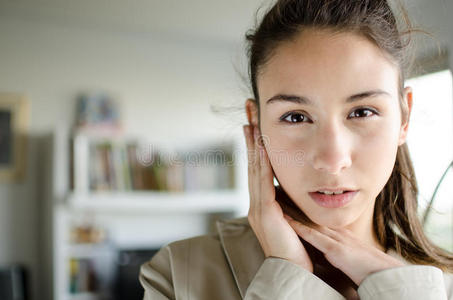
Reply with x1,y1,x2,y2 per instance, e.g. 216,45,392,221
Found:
135,134,306,168
251,133,306,167
135,144,236,167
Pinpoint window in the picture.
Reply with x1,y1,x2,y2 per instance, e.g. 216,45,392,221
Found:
406,65,453,252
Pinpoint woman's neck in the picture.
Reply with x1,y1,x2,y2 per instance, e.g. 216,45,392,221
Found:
342,205,386,253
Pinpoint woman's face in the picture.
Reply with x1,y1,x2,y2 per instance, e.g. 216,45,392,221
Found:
248,29,412,230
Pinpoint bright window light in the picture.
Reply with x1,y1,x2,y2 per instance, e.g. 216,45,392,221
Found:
406,69,453,252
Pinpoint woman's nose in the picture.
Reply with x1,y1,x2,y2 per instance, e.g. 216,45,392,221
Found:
310,123,352,175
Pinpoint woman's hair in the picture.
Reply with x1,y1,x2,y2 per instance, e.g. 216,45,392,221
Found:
245,0,453,272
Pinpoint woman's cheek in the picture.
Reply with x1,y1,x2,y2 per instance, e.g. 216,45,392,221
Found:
356,124,399,191
362,120,400,157
267,147,309,196
263,134,302,181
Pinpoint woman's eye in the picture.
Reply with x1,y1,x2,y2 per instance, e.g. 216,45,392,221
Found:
348,108,377,119
280,112,310,124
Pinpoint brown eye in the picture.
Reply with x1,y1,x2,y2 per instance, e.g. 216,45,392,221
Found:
280,112,310,124
348,108,377,119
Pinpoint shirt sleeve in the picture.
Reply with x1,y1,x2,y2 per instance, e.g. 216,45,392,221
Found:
357,265,448,300
244,257,345,299
139,246,175,300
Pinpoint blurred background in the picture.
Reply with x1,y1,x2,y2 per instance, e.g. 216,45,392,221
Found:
0,0,452,299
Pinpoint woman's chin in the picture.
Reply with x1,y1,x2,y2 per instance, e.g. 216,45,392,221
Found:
308,213,356,229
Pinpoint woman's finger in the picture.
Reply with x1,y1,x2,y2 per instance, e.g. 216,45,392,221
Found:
244,125,261,216
285,214,347,243
243,125,255,170
316,226,348,243
243,125,254,205
256,129,276,206
288,220,342,254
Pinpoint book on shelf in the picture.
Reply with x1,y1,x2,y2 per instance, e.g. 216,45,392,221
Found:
73,135,237,193
69,258,98,294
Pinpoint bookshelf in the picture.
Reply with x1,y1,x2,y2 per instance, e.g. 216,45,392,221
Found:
44,126,249,300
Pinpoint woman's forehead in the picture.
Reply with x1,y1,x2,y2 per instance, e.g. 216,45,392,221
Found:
257,29,400,103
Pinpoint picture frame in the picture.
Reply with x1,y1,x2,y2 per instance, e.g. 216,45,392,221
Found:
0,93,29,182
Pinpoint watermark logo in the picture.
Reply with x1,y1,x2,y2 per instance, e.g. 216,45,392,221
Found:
135,134,306,168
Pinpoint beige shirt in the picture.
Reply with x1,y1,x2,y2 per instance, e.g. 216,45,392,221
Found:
139,216,453,299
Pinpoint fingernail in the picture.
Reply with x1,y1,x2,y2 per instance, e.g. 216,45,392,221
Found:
253,127,259,141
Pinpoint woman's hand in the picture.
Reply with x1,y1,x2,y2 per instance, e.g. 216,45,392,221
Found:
285,215,406,286
243,124,313,271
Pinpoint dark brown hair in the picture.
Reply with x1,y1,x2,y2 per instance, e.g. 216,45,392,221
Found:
246,0,453,272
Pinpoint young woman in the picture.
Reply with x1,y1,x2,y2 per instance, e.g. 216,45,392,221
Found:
139,0,453,299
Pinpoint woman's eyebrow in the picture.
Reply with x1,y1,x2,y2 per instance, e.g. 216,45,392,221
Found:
265,89,391,105
346,90,392,103
266,94,312,105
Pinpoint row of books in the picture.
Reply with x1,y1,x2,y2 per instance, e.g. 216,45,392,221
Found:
82,140,236,191
69,258,99,294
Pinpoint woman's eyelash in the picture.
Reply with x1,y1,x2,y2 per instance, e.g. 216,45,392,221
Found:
280,111,310,123
347,108,379,119
279,108,378,124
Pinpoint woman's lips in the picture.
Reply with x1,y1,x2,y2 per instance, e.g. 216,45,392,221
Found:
308,190,358,208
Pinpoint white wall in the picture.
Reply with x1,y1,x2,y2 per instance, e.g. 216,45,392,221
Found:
0,16,248,300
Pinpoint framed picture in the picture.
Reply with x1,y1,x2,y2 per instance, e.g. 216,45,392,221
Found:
0,93,28,182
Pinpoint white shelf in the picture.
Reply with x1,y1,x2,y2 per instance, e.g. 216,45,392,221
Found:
66,243,114,259
66,190,248,214
68,292,103,300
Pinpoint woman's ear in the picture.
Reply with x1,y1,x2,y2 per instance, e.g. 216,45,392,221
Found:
245,98,259,127
398,86,413,146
